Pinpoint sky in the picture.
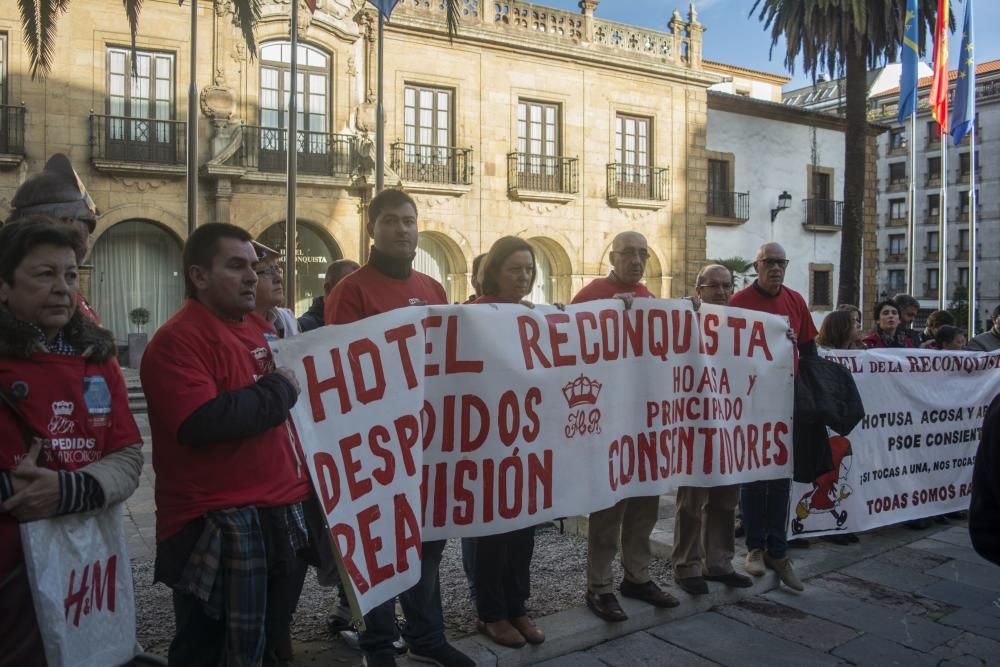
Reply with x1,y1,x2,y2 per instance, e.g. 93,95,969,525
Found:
541,0,998,91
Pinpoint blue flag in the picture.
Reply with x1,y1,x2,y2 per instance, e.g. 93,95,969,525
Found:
367,0,400,19
897,0,919,125
951,0,976,144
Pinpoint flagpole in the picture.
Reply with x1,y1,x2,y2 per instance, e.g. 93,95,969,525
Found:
938,129,947,311
968,120,977,334
907,110,917,294
286,0,299,307
376,11,385,193
187,0,198,233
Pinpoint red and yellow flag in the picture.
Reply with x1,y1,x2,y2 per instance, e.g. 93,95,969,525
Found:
929,0,950,135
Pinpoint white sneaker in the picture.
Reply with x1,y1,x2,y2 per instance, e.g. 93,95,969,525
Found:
745,548,766,576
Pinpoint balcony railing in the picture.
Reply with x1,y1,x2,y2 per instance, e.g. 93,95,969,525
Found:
606,163,669,202
508,153,578,194
235,126,356,177
706,190,749,220
0,104,26,155
90,114,186,165
390,142,472,185
802,199,844,228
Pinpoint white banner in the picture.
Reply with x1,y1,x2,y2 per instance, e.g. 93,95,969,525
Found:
789,348,1000,539
272,299,794,614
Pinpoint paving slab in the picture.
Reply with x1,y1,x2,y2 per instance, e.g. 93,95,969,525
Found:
587,630,718,667
927,527,975,549
938,608,1000,642
812,571,953,617
926,560,1000,593
929,630,1000,666
533,653,608,667
915,579,1000,610
873,545,950,572
840,558,941,593
831,633,939,667
715,597,859,652
764,586,961,651
648,612,840,667
908,538,993,566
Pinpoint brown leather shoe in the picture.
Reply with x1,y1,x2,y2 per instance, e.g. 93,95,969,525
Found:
585,590,628,622
476,619,526,648
509,615,545,645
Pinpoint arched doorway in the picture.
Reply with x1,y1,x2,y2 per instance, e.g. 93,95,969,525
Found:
91,219,185,343
258,222,342,315
529,246,553,305
527,237,571,304
415,233,452,295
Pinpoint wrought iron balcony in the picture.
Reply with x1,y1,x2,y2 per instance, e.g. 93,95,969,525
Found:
0,104,26,156
802,199,844,229
706,190,749,220
390,142,472,185
507,152,578,195
235,126,356,177
90,114,186,165
606,163,669,203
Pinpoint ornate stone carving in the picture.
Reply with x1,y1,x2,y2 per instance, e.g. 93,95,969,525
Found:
200,82,236,121
517,201,563,215
111,176,171,192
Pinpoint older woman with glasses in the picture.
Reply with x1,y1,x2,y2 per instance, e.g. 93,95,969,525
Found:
250,241,300,340
0,217,143,664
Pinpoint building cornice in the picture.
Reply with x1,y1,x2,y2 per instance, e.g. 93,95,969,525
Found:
708,91,889,134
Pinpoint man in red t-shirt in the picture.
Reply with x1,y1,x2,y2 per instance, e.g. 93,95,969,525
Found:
328,190,471,667
142,223,311,666
729,242,816,593
573,231,680,623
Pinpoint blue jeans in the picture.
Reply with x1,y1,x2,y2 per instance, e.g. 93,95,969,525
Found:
741,478,791,560
359,539,446,656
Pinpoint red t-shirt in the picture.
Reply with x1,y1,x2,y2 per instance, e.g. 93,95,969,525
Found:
141,299,311,542
571,275,654,304
729,282,817,345
325,264,448,324
0,354,139,580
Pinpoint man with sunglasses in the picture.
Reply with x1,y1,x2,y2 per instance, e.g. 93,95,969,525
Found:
728,242,817,592
4,154,101,322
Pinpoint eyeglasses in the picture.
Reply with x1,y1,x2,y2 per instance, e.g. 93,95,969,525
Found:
255,266,282,278
697,282,733,291
758,258,790,269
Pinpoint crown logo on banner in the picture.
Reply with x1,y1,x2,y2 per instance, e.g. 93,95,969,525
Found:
562,374,602,408
51,401,75,417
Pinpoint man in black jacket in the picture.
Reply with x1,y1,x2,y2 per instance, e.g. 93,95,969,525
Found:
297,259,360,332
971,393,1000,566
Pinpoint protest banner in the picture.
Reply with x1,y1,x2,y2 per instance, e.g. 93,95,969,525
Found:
272,299,794,615
789,348,1000,539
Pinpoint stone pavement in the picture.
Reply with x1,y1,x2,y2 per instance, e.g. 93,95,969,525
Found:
123,372,998,666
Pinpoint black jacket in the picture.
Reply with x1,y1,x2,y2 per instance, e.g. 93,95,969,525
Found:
298,296,325,333
971,393,1000,567
793,354,865,483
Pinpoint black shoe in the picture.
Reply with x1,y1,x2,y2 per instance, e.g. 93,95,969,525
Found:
675,576,710,595
905,519,931,530
408,642,475,667
585,590,628,622
821,534,853,546
363,652,397,667
704,571,754,588
788,538,810,549
619,579,680,608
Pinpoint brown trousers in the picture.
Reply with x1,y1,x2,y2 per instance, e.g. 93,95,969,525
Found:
672,484,740,579
586,495,660,595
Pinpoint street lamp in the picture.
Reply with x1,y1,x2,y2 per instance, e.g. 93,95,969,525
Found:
770,190,792,222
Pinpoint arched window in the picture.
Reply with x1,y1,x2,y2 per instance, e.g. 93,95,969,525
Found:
258,222,342,315
259,42,330,171
91,220,185,343
415,234,451,287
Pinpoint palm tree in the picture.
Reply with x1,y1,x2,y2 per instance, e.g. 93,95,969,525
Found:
712,256,755,288
17,0,263,78
750,0,945,306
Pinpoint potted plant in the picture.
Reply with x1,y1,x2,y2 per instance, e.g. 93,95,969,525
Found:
127,307,150,369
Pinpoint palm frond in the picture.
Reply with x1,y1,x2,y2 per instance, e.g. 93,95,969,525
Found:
446,0,461,42
19,0,71,78
122,0,142,75
231,0,263,60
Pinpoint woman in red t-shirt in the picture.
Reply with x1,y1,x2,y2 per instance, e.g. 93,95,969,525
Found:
862,300,916,349
0,217,143,664
469,237,545,649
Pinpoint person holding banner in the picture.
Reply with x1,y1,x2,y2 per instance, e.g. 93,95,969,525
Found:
251,241,300,340
468,236,545,647
729,242,814,591
0,217,143,665
141,223,313,667
966,305,1000,352
862,301,916,349
326,189,473,667
297,259,360,333
573,231,681,622
893,294,924,346
672,264,754,596
817,310,864,351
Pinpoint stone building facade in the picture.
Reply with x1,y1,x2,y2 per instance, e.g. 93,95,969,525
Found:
0,0,717,342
